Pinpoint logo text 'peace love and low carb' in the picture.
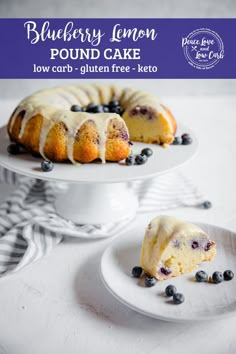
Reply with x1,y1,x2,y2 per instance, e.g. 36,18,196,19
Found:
182,28,224,70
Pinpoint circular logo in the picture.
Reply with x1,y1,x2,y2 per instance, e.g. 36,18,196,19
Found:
182,28,224,70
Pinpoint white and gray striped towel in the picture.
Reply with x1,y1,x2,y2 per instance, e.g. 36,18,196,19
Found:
0,166,207,277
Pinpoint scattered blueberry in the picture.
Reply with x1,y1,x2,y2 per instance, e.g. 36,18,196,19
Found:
182,135,192,145
212,271,224,284
71,104,82,112
141,148,153,157
181,133,190,140
125,155,135,166
132,266,143,278
135,154,148,165
145,276,156,287
200,201,212,209
41,160,54,172
195,270,208,282
223,270,234,281
7,143,20,155
173,293,185,304
165,285,177,297
172,136,182,145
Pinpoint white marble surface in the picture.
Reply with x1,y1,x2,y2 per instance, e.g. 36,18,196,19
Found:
0,95,236,354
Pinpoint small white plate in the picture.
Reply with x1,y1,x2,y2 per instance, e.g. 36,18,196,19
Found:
100,222,236,322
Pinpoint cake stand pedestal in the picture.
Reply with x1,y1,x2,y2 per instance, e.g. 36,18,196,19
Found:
0,124,198,226
55,183,138,224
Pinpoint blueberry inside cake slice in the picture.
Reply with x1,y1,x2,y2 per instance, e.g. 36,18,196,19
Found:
140,216,216,280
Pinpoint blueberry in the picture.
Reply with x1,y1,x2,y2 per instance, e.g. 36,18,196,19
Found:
93,105,104,113
41,160,54,172
140,108,148,115
181,133,190,139
195,270,208,282
7,143,20,155
86,102,96,112
165,285,177,297
173,293,185,304
71,104,82,112
212,271,224,284
109,106,115,113
132,266,143,278
125,155,135,166
135,154,148,165
103,106,109,113
172,137,182,145
223,270,234,281
200,201,212,209
145,276,156,287
160,267,171,276
109,99,119,107
182,136,192,145
191,241,199,249
141,148,153,157
111,106,123,115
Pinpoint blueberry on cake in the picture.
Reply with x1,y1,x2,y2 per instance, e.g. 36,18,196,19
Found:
7,84,177,164
140,216,216,280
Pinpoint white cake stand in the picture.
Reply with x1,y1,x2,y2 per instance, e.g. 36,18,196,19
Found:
0,125,198,224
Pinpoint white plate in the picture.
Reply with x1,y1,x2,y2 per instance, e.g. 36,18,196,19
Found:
100,222,236,322
0,124,198,183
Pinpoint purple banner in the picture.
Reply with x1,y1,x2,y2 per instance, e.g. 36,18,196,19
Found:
0,18,235,78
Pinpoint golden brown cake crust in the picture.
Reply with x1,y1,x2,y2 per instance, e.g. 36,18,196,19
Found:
8,112,130,163
8,84,177,163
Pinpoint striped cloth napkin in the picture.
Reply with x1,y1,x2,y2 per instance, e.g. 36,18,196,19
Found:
0,166,206,277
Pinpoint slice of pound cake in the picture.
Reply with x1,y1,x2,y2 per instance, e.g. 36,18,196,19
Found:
140,216,216,280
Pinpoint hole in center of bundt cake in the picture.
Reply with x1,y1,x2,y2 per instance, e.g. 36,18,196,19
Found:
70,100,125,116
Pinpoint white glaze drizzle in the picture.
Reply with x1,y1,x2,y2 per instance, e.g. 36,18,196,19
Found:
10,92,125,164
9,84,172,164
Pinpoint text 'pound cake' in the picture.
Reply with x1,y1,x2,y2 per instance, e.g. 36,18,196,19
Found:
140,216,216,281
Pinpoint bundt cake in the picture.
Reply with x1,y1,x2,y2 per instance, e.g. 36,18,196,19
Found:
7,84,177,164
140,216,216,281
